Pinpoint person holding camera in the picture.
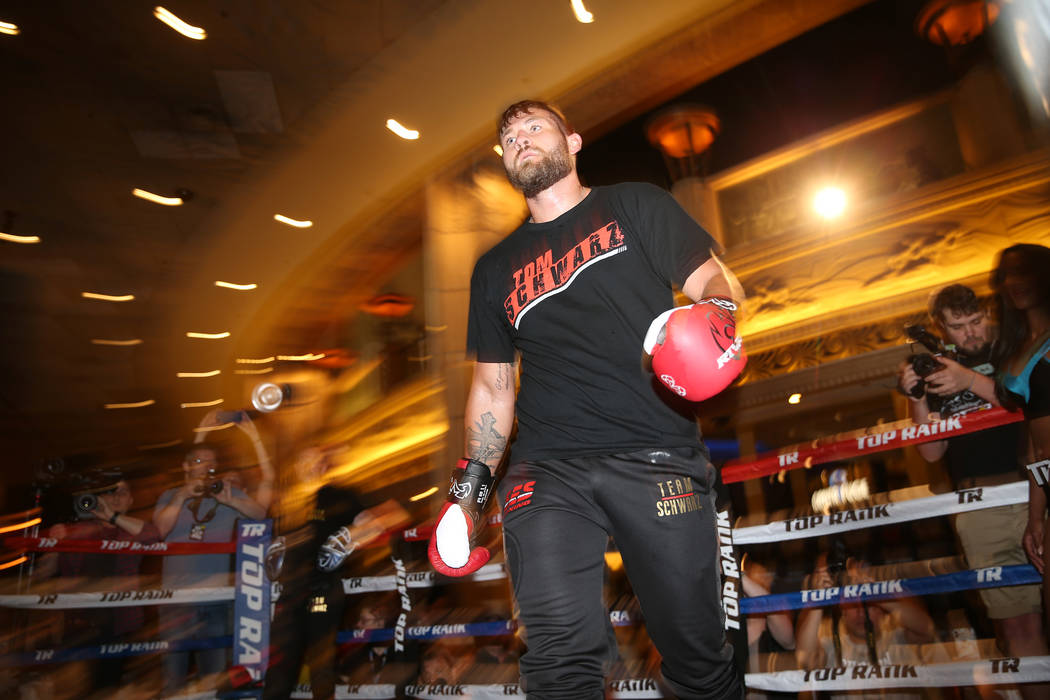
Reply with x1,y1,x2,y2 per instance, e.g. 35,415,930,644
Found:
37,472,159,692
795,545,934,698
153,412,271,694
897,284,1047,694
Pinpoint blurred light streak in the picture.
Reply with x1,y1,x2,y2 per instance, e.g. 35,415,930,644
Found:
571,0,595,24
186,331,230,339
181,399,224,408
215,280,257,290
82,292,135,302
137,439,183,450
0,231,39,243
788,393,802,405
274,214,312,228
237,356,274,364
91,338,143,346
604,551,623,571
153,6,206,40
104,399,155,409
91,337,142,346
410,487,439,502
0,557,27,571
235,367,273,375
277,353,325,361
132,188,183,206
0,518,41,535
385,119,419,140
425,325,447,332
0,20,19,36
176,370,221,378
493,145,503,157
194,423,234,433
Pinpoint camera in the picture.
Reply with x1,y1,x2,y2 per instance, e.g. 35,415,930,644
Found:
904,324,957,399
74,492,99,517
204,468,224,496
826,539,849,586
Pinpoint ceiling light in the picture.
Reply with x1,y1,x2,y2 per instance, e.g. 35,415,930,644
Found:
571,0,595,23
0,231,39,244
235,367,274,375
82,292,135,302
277,352,325,361
274,214,313,228
0,518,41,535
194,423,234,433
236,356,274,364
0,20,20,36
153,6,206,40
813,187,847,219
91,338,143,346
215,280,257,290
104,399,155,409
385,119,419,140
186,331,230,339
409,486,439,502
181,399,224,408
493,145,503,157
0,556,28,571
176,370,221,378
788,393,802,405
132,188,183,206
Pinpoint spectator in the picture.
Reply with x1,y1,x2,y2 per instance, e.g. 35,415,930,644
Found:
992,244,1050,632
153,416,271,695
38,470,159,692
898,283,1047,698
796,546,935,699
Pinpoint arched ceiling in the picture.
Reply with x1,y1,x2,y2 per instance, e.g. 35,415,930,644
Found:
0,0,868,473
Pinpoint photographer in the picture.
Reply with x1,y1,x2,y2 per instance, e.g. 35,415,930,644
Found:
153,418,270,695
796,545,934,697
897,284,1047,696
37,471,159,692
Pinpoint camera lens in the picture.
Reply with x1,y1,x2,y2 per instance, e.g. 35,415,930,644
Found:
76,493,98,513
209,479,224,494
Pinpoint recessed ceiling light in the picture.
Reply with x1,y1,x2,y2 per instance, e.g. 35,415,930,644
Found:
132,188,183,206
385,118,419,140
813,187,847,219
82,292,135,302
153,6,206,40
186,331,230,339
0,231,40,244
0,20,20,36
493,145,504,157
91,338,143,346
277,352,325,361
234,367,274,375
181,399,224,408
788,393,802,404
571,0,595,23
236,356,275,364
274,214,312,228
215,280,257,290
104,399,155,409
176,370,221,378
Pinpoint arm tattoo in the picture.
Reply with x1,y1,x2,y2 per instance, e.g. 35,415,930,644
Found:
494,363,514,392
466,411,507,466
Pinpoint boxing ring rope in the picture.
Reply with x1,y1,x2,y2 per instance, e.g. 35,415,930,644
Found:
5,406,1048,697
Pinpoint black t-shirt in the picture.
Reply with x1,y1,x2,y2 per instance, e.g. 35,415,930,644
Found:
935,349,1022,483
467,182,719,464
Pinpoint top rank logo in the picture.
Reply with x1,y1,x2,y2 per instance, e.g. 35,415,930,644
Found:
504,221,627,328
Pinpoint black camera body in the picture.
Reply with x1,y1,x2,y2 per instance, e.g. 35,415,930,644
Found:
201,467,224,496
904,324,957,401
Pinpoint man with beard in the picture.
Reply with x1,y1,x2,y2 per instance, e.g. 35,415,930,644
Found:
898,284,1048,698
427,100,745,699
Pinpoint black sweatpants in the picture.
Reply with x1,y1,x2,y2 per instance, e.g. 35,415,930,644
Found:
498,446,742,700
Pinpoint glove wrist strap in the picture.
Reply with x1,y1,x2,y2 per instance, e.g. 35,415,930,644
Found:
448,458,494,514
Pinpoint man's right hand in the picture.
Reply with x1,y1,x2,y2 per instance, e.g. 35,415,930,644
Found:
897,360,923,400
428,459,495,577
1024,516,1045,574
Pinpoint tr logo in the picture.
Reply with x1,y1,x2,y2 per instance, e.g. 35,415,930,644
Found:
240,523,266,537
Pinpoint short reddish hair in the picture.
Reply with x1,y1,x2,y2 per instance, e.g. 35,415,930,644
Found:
497,100,574,142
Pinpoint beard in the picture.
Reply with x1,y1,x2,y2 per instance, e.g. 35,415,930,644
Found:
505,141,573,198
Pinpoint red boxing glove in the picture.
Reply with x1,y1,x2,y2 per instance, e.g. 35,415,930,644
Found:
643,296,747,401
428,458,495,577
